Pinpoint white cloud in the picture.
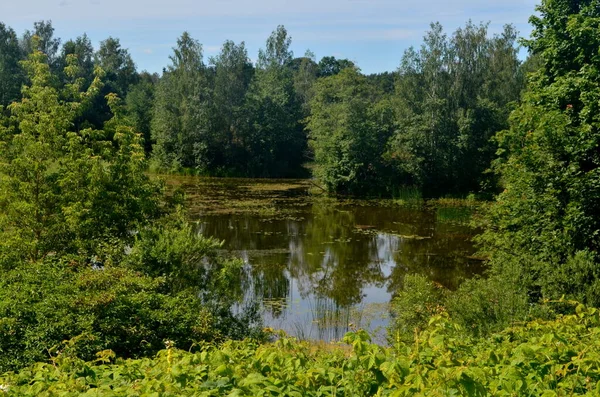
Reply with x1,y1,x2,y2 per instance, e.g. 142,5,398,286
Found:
1,0,538,23
0,0,539,74
204,45,221,53
296,28,417,42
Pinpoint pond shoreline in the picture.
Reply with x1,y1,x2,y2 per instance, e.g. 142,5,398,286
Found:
166,175,484,341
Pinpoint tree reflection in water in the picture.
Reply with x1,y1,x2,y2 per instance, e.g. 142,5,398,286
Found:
184,177,483,340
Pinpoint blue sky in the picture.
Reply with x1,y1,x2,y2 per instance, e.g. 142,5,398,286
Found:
1,0,539,75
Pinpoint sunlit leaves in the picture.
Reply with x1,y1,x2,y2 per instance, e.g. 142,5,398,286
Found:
3,307,600,395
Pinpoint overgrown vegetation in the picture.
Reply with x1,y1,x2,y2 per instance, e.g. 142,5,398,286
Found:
391,0,600,344
0,36,260,373
468,0,600,329
2,0,600,394
3,304,600,396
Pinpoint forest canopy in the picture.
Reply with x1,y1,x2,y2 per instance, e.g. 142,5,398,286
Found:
2,20,529,195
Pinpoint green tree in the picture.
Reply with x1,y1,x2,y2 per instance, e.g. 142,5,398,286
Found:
0,38,260,373
477,0,600,307
307,67,395,194
151,32,209,170
0,260,217,372
126,72,158,153
243,25,306,177
207,40,254,173
0,23,24,108
95,37,138,98
20,20,61,70
317,56,355,77
292,50,319,117
388,22,522,195
81,37,140,128
0,42,159,266
58,34,95,89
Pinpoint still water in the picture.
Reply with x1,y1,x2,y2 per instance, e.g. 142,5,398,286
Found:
173,176,484,341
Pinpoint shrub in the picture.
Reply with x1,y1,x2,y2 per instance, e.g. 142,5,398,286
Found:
3,304,600,395
388,274,446,344
0,260,218,373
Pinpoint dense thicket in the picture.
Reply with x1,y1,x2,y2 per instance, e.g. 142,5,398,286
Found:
389,23,523,196
0,36,260,372
0,19,528,192
4,306,600,396
309,22,526,195
390,0,600,340
476,0,600,310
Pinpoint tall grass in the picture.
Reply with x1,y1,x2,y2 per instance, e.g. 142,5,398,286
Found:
391,186,423,207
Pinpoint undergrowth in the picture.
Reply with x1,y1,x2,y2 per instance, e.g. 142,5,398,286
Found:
2,304,600,396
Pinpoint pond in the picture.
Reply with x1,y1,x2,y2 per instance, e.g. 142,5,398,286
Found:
170,176,484,342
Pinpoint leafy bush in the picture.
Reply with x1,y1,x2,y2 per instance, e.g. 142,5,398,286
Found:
477,0,600,309
124,213,261,341
389,274,445,343
0,40,261,375
0,260,221,373
0,44,162,268
125,211,243,297
3,304,600,395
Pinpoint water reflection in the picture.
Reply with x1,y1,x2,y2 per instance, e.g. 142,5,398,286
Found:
176,177,483,340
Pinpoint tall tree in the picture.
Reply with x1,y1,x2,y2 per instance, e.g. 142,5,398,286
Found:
20,20,61,70
257,25,293,69
126,72,158,154
95,37,138,98
308,67,395,194
58,34,95,88
478,0,600,306
151,32,209,170
0,39,158,266
0,23,24,108
244,25,306,176
208,40,254,171
388,22,522,195
292,50,319,117
317,56,355,77
84,37,139,129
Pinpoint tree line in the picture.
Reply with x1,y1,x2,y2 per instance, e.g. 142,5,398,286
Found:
1,20,534,195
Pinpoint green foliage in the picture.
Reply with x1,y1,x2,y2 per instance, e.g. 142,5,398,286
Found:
20,20,61,71
477,0,600,309
317,56,355,77
388,22,523,196
0,260,217,373
292,50,318,116
126,72,157,153
150,26,307,177
206,40,254,174
94,37,138,99
0,23,24,108
4,306,600,395
389,274,446,343
445,264,533,337
125,211,244,299
308,67,396,195
151,32,209,171
0,41,260,373
0,47,161,266
57,34,95,90
243,25,306,177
